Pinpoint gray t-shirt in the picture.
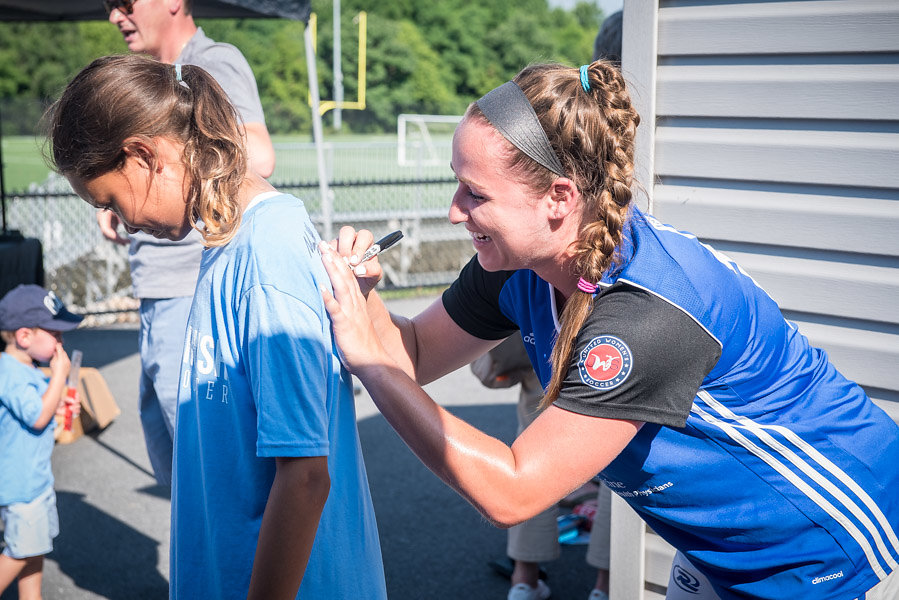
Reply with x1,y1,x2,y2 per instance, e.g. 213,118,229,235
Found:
128,27,267,298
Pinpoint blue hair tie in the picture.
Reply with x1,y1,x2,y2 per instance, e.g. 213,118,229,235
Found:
579,64,591,92
174,64,190,90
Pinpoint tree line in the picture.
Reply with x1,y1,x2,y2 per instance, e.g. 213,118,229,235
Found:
0,0,604,136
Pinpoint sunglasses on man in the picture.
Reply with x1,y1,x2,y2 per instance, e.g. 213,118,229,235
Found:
103,0,138,15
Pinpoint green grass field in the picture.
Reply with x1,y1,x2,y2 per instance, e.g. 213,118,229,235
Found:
2,136,51,192
2,132,455,194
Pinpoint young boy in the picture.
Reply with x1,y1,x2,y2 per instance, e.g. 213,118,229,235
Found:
0,284,82,598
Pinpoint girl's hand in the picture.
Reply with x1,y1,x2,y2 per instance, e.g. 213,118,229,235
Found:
96,210,130,245
329,226,382,297
319,242,392,374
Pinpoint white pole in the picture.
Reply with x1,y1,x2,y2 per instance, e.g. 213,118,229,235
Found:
304,23,333,241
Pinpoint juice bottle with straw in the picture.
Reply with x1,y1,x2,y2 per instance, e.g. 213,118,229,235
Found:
64,349,82,431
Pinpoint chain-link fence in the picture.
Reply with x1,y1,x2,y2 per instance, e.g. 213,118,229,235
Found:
3,139,472,322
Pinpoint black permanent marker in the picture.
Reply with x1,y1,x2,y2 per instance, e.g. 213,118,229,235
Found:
359,230,403,264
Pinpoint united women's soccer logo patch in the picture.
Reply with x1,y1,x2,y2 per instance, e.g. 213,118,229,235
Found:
578,335,632,390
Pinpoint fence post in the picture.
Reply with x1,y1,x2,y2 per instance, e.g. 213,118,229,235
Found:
304,23,333,241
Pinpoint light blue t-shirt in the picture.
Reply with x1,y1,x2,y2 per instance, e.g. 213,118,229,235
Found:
0,353,54,506
170,193,386,599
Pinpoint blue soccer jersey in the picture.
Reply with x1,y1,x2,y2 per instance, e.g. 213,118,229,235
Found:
170,193,386,600
443,206,899,600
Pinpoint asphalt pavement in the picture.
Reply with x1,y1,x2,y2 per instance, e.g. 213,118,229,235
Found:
2,293,600,600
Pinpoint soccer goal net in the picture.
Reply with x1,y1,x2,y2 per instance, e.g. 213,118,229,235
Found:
397,114,462,168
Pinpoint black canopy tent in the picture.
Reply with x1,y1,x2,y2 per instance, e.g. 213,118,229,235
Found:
0,0,334,239
0,0,310,21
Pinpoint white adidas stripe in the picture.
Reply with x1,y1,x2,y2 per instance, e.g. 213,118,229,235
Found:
691,395,894,580
698,391,899,573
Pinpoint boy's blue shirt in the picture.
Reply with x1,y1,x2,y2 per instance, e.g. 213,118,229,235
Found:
0,352,55,505
170,193,386,599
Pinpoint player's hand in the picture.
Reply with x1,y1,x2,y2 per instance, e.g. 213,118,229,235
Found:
96,210,130,245
319,242,391,374
327,226,382,297
49,343,71,380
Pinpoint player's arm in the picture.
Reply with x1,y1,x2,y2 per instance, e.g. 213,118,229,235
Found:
363,290,499,385
348,358,650,527
320,244,718,526
320,243,636,523
247,455,329,599
324,233,500,384
349,357,640,526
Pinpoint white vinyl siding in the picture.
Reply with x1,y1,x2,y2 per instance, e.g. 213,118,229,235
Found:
634,0,899,418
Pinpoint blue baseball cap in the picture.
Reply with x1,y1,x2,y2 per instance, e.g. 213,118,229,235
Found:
0,284,83,332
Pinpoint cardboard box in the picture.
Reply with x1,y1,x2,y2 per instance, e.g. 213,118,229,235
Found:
76,368,120,432
45,367,121,444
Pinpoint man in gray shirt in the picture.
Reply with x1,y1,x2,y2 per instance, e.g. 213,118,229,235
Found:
99,0,275,486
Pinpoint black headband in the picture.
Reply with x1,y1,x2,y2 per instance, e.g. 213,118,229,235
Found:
476,81,568,177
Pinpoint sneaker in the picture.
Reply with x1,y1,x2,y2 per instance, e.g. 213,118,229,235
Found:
508,580,551,600
587,590,609,600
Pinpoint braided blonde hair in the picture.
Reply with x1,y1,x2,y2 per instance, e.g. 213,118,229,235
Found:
467,61,640,407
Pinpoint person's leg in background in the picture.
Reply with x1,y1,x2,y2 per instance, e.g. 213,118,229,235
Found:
507,372,557,600
584,484,612,600
138,296,192,487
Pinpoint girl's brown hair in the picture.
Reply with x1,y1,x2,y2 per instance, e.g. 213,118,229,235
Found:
467,60,640,408
45,54,247,247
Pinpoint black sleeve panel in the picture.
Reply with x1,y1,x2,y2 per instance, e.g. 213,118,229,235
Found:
554,283,721,429
441,255,519,340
